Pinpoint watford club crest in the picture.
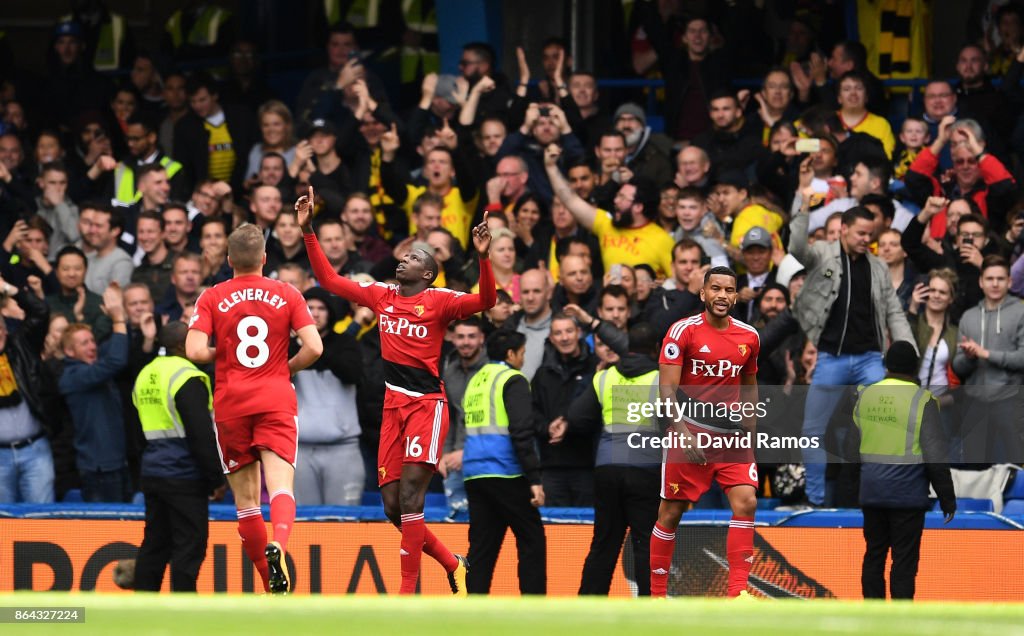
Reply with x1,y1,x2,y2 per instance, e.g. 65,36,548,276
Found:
378,466,387,481
414,305,425,317
669,483,680,495
738,344,749,358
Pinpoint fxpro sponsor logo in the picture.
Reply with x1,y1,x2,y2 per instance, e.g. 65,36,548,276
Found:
379,314,428,339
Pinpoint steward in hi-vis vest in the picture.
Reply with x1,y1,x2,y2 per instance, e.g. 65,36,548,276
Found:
462,330,546,595
566,323,663,596
852,340,955,600
131,321,224,592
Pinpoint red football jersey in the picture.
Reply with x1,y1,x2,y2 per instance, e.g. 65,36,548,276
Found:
189,274,314,418
305,232,496,395
660,311,760,410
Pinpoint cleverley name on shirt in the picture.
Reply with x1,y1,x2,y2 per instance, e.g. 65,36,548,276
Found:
218,288,288,312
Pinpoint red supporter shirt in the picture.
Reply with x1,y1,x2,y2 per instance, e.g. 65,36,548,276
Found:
305,232,497,395
189,275,314,418
660,312,760,428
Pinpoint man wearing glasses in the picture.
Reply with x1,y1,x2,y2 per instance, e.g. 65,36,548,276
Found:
905,117,1017,239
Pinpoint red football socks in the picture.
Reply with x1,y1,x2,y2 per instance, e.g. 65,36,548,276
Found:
727,516,755,597
269,490,296,552
237,507,270,592
650,522,676,597
422,528,459,573
399,513,426,594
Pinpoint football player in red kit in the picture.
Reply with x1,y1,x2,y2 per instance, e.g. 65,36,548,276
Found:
650,266,761,598
297,186,496,596
186,224,324,594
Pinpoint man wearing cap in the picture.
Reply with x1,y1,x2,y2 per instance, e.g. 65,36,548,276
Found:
306,118,352,216
852,340,955,600
612,103,673,187
42,22,115,131
733,227,778,322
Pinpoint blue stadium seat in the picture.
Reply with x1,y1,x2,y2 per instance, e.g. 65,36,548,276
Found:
1003,470,1024,500
361,492,383,507
424,492,447,508
1002,500,1024,516
131,492,145,506
933,498,994,512
61,489,82,503
757,498,780,510
357,491,446,508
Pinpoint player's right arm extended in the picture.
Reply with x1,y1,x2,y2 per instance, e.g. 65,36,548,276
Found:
303,230,376,306
452,255,497,316
289,324,324,375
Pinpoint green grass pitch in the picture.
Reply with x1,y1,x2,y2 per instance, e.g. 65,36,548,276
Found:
2,593,1023,635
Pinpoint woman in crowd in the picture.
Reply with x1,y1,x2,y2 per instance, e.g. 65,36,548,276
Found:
245,100,296,182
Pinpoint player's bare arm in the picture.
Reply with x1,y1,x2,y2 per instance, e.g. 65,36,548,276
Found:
185,329,215,364
472,214,492,256
740,373,758,434
296,185,315,233
659,363,706,465
288,324,324,375
300,185,377,307
543,143,597,231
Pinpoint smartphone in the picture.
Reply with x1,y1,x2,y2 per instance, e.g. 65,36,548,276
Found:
700,254,711,267
795,138,821,153
963,236,974,246
538,106,551,117
610,264,622,285
610,169,622,183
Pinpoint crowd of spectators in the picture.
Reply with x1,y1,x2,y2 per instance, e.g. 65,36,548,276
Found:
2,3,1024,510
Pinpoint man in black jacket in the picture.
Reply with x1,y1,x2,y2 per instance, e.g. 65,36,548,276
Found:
639,14,729,143
561,323,662,595
173,73,256,194
531,313,598,507
0,275,57,503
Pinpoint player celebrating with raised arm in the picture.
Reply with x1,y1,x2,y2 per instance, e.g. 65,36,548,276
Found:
185,224,324,595
650,266,760,598
297,186,496,596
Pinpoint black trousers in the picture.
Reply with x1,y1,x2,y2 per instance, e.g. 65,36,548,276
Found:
861,507,926,600
579,465,661,596
134,487,210,592
465,476,547,595
542,467,595,507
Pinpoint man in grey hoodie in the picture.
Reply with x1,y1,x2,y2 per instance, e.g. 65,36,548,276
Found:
952,255,1024,464
292,287,364,505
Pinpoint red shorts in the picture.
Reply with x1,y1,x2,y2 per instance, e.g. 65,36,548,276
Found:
378,388,448,486
661,427,757,501
214,411,297,474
